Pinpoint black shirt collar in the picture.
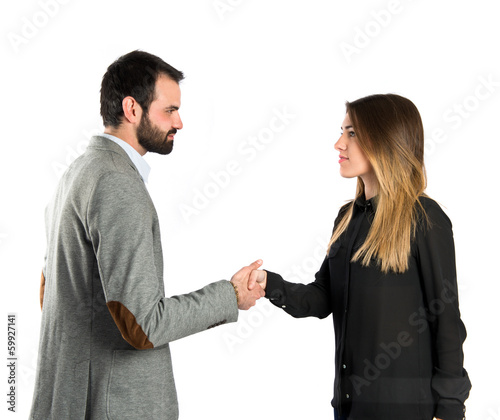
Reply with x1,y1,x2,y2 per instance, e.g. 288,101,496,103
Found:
354,194,378,212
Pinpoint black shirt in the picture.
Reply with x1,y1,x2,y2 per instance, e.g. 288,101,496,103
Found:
265,196,471,420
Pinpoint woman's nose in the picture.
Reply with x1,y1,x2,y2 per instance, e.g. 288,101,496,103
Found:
334,136,346,151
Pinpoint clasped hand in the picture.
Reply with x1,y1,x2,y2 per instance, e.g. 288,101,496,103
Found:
230,260,268,310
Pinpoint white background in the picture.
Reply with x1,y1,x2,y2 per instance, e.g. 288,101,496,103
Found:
1,0,499,419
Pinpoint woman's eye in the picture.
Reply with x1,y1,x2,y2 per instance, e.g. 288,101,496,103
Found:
348,131,355,137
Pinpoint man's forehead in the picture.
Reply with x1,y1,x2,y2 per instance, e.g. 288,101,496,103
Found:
154,75,181,101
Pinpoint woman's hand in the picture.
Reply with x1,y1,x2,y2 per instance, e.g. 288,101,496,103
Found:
248,269,267,292
230,260,265,310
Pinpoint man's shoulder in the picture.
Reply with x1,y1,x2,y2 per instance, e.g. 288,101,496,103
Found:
69,138,138,181
54,138,143,208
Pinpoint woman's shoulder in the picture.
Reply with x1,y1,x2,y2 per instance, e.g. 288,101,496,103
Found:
336,200,353,219
339,201,352,214
329,201,354,233
417,194,453,230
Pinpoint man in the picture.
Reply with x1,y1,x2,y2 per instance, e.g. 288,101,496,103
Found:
30,50,264,420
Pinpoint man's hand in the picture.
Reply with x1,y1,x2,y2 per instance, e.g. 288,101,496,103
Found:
230,260,265,310
248,269,267,291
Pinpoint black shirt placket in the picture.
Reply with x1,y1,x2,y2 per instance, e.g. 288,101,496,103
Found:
337,200,371,417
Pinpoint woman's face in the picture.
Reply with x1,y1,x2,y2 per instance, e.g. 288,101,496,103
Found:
335,113,376,186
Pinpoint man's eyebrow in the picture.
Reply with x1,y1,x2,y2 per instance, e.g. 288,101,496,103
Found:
165,106,180,111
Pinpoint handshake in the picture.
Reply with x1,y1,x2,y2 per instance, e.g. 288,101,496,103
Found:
230,259,269,310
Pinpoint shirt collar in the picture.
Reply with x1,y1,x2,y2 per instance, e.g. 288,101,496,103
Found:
354,194,378,212
99,133,151,183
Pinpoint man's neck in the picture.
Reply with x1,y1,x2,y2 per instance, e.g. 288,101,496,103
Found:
104,127,147,156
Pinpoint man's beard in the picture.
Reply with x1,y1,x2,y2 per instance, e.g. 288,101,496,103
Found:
137,111,176,155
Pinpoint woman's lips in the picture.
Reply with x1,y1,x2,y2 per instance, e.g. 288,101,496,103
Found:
339,156,349,163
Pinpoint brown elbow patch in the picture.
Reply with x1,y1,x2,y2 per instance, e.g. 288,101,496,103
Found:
106,301,154,350
40,271,46,310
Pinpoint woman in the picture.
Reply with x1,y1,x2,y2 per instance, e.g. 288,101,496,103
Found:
249,94,471,420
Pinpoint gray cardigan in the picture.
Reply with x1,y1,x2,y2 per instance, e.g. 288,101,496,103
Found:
30,136,238,420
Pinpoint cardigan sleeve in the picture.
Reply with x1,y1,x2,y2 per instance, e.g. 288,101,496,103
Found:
416,199,471,420
86,171,238,349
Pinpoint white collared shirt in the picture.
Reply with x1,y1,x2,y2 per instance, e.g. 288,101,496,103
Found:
99,133,151,183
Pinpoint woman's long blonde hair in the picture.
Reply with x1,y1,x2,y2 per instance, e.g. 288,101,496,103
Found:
327,94,428,274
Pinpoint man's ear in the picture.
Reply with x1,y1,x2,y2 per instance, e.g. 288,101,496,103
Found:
122,96,142,124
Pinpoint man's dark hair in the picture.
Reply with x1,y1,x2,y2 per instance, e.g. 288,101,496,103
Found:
100,50,184,128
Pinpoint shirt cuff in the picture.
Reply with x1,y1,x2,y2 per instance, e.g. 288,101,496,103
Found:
435,400,467,420
264,270,286,308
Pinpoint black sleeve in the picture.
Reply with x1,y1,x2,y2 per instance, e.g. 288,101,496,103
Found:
263,204,351,319
265,256,332,319
416,199,471,420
